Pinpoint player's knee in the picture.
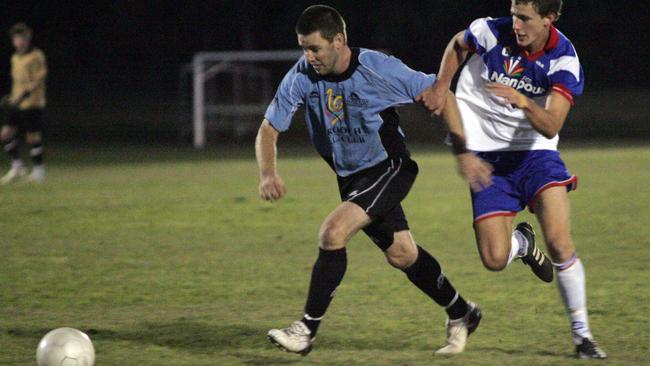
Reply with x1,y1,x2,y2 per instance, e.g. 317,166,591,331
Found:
26,132,42,145
1,127,16,142
545,238,574,263
386,251,416,269
385,239,417,269
476,236,509,271
482,257,508,271
478,247,508,271
319,222,346,250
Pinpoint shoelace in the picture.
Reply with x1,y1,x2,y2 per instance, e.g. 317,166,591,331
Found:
286,322,308,336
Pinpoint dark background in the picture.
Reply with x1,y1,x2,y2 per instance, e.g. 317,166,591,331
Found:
1,1,648,144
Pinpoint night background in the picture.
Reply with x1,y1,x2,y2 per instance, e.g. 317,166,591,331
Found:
1,1,648,144
2,2,650,365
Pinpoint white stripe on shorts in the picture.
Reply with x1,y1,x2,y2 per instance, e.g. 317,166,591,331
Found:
365,158,402,213
346,164,393,201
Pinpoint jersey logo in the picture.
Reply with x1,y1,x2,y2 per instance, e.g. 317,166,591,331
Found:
490,57,545,96
347,92,368,107
326,88,345,125
504,57,525,77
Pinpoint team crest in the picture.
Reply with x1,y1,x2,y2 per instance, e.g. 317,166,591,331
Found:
326,88,345,125
504,57,525,77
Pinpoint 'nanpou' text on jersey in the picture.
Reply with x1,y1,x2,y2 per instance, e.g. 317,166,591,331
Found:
265,48,435,177
456,17,584,151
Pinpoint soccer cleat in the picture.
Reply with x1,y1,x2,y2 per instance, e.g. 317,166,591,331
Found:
517,222,554,283
435,301,482,355
0,165,27,185
267,321,314,356
576,337,607,359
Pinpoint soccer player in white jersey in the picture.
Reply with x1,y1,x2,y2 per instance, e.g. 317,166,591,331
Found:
418,0,606,359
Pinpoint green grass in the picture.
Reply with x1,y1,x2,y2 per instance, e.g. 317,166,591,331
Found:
1,144,649,365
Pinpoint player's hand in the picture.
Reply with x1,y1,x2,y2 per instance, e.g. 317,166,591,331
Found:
259,174,287,201
416,83,448,116
486,82,529,109
456,152,493,192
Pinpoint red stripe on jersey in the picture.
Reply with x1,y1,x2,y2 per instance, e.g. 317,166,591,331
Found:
552,83,575,105
522,25,560,61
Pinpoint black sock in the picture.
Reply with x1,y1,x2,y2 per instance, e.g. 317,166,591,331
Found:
4,137,20,161
403,245,468,320
30,142,44,166
302,247,347,337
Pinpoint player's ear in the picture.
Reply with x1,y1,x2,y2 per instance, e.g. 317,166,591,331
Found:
333,33,345,48
543,13,557,26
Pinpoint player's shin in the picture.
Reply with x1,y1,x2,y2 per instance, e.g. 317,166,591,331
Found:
302,247,347,336
30,142,44,166
403,245,468,319
555,254,592,343
4,137,22,166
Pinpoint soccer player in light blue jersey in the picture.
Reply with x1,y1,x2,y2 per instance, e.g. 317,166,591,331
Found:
256,5,493,356
419,0,606,359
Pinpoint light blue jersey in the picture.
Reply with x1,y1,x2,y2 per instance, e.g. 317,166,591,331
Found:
265,48,436,177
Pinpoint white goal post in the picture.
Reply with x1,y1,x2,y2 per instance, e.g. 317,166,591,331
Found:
191,50,303,148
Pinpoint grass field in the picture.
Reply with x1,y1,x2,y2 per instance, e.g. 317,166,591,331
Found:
1,144,649,365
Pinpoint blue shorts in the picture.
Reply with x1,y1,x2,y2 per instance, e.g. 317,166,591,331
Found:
471,150,577,223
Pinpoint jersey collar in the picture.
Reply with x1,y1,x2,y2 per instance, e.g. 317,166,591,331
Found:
520,25,559,61
309,47,360,83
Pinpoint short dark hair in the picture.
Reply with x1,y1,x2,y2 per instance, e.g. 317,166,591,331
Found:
515,0,563,19
295,5,346,42
9,22,32,38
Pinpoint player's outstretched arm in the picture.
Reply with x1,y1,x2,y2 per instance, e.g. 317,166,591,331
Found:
255,119,287,201
486,83,572,138
440,91,493,192
417,31,470,116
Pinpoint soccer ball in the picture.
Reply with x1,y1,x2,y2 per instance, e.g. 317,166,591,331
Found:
36,328,95,366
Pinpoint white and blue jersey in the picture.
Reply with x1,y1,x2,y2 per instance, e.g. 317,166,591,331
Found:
265,48,435,177
456,17,584,151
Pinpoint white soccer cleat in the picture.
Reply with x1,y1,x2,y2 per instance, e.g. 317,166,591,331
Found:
0,165,27,185
267,320,314,356
435,301,482,355
26,165,45,183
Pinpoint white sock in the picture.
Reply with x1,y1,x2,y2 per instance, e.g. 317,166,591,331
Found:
11,159,24,170
32,165,45,175
555,255,593,344
507,230,528,265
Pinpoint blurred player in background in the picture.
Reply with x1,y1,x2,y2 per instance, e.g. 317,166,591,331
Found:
1,23,47,184
418,0,606,359
257,5,493,356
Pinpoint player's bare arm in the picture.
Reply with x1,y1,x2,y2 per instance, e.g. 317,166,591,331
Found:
255,119,287,201
486,83,572,138
417,31,470,115
438,90,493,192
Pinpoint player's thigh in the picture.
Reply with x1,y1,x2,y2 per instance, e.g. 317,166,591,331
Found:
534,186,574,262
319,201,372,250
474,215,514,269
384,230,418,269
362,203,410,251
0,124,17,141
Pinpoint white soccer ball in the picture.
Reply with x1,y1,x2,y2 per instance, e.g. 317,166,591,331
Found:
36,328,95,366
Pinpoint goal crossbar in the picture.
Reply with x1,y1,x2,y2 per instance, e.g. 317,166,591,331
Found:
192,50,302,148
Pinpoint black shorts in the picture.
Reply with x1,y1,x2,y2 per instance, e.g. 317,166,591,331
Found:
5,108,44,132
337,156,419,250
